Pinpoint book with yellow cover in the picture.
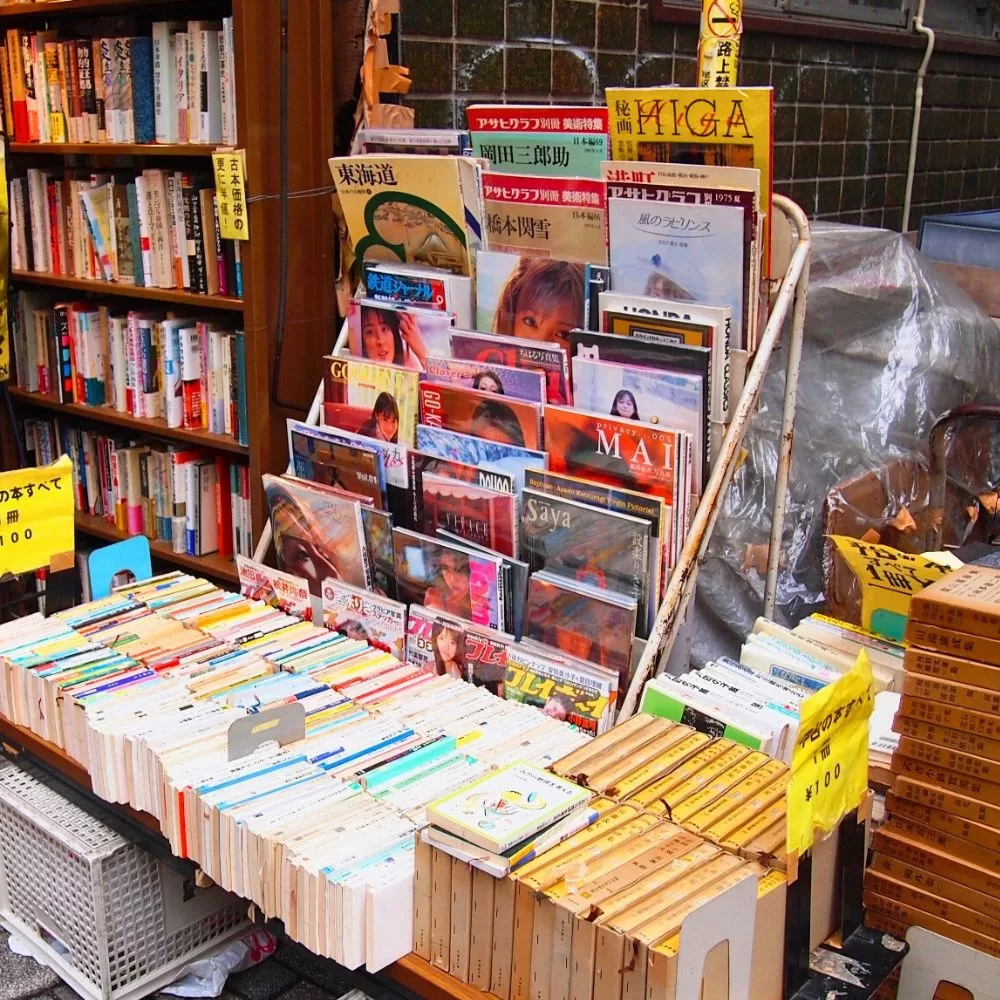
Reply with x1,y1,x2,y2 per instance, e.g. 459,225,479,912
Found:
604,87,774,275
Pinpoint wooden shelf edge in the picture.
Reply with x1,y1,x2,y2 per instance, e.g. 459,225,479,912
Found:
0,0,186,19
12,270,244,311
388,955,493,1000
10,141,221,156
9,387,250,456
75,510,239,582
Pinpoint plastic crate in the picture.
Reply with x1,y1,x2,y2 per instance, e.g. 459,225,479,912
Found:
0,761,247,1000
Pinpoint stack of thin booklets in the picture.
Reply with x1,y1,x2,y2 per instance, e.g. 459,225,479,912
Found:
865,564,1000,981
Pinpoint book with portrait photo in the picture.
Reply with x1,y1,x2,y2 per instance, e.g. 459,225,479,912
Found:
362,261,473,328
323,355,420,448
346,298,455,372
419,381,543,451
321,577,406,660
423,355,546,404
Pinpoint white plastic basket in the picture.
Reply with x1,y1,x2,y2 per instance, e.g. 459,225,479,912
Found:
0,761,248,1000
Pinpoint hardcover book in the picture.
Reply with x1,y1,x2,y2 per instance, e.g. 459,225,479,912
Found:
423,355,546,404
235,555,311,620
322,577,406,660
418,381,542,451
346,298,455,373
322,355,420,448
421,471,516,558
407,449,515,531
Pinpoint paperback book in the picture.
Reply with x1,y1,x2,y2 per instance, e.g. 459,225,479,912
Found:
323,355,420,448
346,298,455,372
355,127,471,157
418,381,542,451
235,556,311,620
321,577,406,660
362,262,473,329
422,355,547,404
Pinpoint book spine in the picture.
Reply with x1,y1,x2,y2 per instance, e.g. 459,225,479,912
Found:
21,33,36,141
218,29,229,147
189,185,207,293
233,330,248,447
77,39,97,143
126,183,144,288
5,31,27,141
211,193,227,295
174,31,187,143
128,36,154,144
215,455,233,557
222,332,233,437
198,321,209,429
199,28,221,144
99,39,115,142
187,24,200,142
45,179,59,274
32,35,49,144
43,43,65,142
233,239,243,298
0,45,15,138
91,39,106,142
64,40,81,143
152,23,176,144
134,174,155,286
170,453,187,551
185,460,197,554
179,325,201,429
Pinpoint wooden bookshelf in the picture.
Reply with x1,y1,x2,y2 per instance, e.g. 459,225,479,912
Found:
389,955,491,1000
75,509,239,582
9,387,250,455
9,141,219,156
0,0,177,20
12,270,244,311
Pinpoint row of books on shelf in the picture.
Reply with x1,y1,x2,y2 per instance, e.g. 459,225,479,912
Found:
0,571,588,970
10,167,244,296
12,292,249,441
1,20,237,145
23,417,253,557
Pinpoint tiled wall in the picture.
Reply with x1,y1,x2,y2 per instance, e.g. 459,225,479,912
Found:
399,0,1000,229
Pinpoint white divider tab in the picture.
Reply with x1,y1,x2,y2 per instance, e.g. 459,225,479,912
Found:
227,703,305,761
899,926,1000,1000
675,873,757,1000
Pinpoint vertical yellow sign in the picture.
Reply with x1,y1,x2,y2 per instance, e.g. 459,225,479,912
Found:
0,455,75,575
698,0,744,88
211,149,250,241
0,139,9,381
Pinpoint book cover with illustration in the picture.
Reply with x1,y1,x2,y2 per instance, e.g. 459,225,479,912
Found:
419,381,543,451
288,420,385,509
322,577,406,660
346,297,456,372
571,354,706,489
451,322,571,406
426,760,591,854
263,474,370,597
407,449,516,531
423,355,546,404
604,87,774,273
467,105,610,179
360,505,397,600
363,261,474,328
416,423,547,494
519,487,651,637
329,154,484,275
482,172,608,265
405,604,511,690
235,556,312,620
391,527,503,630
421,471,516,558
323,355,420,448
607,196,746,352
524,570,637,698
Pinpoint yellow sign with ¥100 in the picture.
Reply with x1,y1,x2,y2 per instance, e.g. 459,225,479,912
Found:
211,149,249,241
786,650,874,857
0,456,75,575
830,534,953,641
698,0,743,89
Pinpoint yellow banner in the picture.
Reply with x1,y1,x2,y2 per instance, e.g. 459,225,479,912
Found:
698,0,743,89
211,149,249,241
0,139,8,381
0,456,75,575
787,650,874,856
830,534,953,641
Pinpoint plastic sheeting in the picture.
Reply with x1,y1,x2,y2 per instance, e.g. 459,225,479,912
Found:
694,223,1000,664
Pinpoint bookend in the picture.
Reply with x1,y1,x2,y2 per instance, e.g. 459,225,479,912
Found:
783,805,907,999
898,926,1000,1000
227,702,306,760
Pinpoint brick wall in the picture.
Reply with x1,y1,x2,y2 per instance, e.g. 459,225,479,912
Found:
399,0,1000,230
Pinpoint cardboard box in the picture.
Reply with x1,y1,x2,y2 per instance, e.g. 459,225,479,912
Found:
906,620,1000,670
908,564,1000,642
902,671,1000,717
904,646,1000,693
886,791,1000,855
894,707,1000,762
892,775,1000,829
873,825,1000,897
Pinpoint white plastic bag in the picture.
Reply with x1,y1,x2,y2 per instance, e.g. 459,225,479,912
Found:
160,929,277,998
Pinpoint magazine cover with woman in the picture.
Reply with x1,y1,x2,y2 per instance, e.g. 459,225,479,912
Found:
323,355,419,447
346,298,455,372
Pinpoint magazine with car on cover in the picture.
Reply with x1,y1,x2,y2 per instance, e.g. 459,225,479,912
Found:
322,577,406,660
346,297,456,372
323,355,420,448
421,472,516,558
423,355,547,404
419,380,543,451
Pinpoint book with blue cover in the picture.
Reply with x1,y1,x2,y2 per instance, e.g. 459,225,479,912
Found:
128,37,155,144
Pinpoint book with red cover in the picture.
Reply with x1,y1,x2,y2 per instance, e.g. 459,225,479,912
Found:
323,354,420,448
418,380,542,451
420,471,516,558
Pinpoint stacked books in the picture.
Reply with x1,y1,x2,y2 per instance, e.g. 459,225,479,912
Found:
10,168,244,296
21,418,253,557
1,20,237,145
865,564,1000,968
415,714,790,997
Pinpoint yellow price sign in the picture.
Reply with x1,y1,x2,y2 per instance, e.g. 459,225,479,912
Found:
830,534,953,641
698,0,743,89
787,650,874,856
0,455,75,575
211,149,249,241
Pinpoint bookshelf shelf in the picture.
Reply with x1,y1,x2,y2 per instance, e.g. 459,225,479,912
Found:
9,141,220,157
0,0,181,20
11,270,244,311
9,387,250,455
75,509,239,582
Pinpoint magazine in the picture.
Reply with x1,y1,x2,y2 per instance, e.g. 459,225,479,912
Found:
407,449,515,532
263,474,370,597
423,355,547,404
236,556,312,620
466,105,609,179
355,128,472,156
363,261,474,328
482,172,608,265
360,506,397,600
329,154,484,275
519,487,651,638
416,423,547,494
524,570,636,698
323,355,420,448
421,472,516,558
346,298,456,372
419,381,543,451
287,420,385,509
391,527,503,629
451,324,571,406
321,577,406,660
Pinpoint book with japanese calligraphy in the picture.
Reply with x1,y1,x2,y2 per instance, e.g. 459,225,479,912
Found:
322,355,420,449
321,577,406,661
466,105,610,180
604,86,775,275
235,556,312,620
329,154,485,276
362,262,474,329
418,380,543,451
482,172,608,266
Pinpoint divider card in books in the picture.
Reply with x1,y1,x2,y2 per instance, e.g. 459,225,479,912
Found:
420,472,516,559
418,381,543,451
519,488,652,639
346,298,455,373
571,355,706,491
262,474,370,597
466,105,610,180
482,173,608,266
604,86,774,275
328,155,483,276
322,355,419,448
321,578,406,660
607,197,746,354
287,421,386,509
235,556,312,620
423,356,546,405
391,528,503,630
362,262,474,329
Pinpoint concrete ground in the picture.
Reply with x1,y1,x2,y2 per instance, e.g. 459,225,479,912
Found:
0,928,422,1000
